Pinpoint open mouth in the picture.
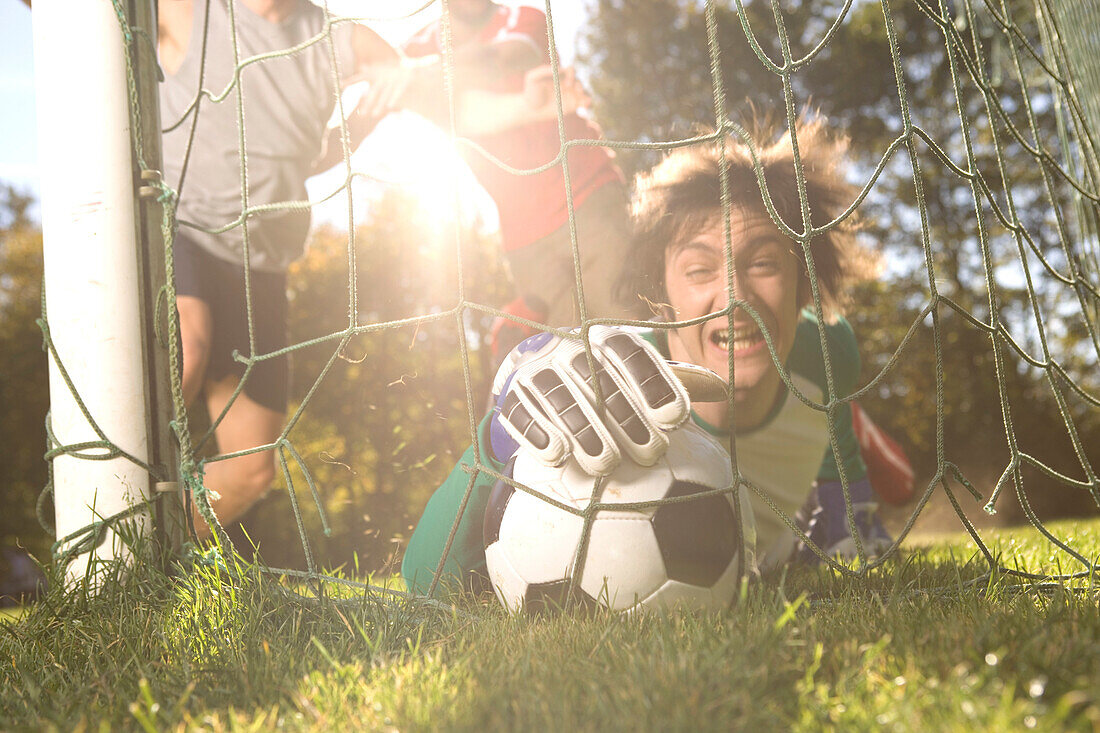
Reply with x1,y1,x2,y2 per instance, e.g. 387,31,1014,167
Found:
710,323,765,353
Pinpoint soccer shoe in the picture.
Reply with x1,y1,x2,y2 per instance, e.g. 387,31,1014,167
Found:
799,478,894,564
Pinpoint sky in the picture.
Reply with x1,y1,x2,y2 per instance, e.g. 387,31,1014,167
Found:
0,1,38,193
0,0,588,222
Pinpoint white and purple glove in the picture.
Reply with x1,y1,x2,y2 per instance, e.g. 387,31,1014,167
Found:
489,326,721,476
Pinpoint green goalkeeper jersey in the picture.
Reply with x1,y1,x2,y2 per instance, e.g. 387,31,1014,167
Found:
401,312,867,592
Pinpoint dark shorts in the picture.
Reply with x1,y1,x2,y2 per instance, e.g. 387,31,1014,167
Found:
173,232,289,413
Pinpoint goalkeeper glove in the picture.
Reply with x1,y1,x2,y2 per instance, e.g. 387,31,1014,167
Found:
488,326,705,476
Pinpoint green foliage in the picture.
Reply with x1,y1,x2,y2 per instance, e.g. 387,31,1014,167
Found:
579,0,1100,522
0,184,50,556
8,0,1099,621
224,190,511,571
4,521,1100,730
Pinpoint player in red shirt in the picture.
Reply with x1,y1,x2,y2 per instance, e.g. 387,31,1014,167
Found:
393,1,647,334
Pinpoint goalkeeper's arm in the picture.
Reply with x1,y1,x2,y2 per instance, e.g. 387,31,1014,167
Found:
401,417,501,595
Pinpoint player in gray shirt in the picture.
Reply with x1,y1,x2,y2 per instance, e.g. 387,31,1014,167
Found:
158,0,402,536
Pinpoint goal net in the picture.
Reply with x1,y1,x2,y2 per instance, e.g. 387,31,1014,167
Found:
36,0,1100,602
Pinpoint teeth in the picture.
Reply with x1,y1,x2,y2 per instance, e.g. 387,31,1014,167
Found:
712,325,762,351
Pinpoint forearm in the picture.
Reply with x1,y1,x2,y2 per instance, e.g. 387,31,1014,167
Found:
452,89,541,136
401,467,496,594
398,38,544,125
401,425,502,595
407,65,585,137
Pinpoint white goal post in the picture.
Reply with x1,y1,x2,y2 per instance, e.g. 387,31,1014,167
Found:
32,0,180,586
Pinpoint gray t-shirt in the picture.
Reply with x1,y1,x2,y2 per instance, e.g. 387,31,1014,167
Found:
160,0,355,272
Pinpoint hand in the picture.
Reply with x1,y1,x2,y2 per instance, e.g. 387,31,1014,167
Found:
352,64,412,128
521,65,591,120
489,327,699,476
454,65,592,136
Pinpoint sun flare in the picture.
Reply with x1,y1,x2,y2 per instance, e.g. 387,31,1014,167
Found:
311,81,494,244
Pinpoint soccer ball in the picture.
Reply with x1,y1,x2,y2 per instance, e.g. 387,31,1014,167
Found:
483,421,756,613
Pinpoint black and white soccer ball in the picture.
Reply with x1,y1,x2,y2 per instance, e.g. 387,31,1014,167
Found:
483,422,756,613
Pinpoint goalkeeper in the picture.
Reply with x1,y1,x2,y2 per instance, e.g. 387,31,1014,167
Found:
402,115,891,594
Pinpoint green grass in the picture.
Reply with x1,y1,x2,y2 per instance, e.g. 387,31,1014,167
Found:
3,521,1100,731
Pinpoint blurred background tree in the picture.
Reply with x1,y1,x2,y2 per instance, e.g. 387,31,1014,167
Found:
0,184,50,558
579,0,1099,523
221,190,511,571
4,1,1098,572
1,180,511,572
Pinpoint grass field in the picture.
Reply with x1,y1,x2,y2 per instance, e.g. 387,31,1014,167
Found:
3,519,1100,731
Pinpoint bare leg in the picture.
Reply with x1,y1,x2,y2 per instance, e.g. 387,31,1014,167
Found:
191,373,285,538
176,295,213,407
177,295,285,537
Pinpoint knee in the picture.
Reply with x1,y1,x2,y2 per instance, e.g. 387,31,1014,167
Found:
211,451,277,523
179,317,211,372
180,328,211,367
233,452,278,502
176,298,213,402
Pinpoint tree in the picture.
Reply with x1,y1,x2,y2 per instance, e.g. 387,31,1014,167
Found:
0,179,513,572
221,189,512,571
578,0,1100,521
0,185,50,556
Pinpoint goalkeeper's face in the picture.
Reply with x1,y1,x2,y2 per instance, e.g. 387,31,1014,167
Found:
663,208,804,430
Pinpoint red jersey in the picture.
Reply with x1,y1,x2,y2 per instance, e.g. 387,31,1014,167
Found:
403,5,623,251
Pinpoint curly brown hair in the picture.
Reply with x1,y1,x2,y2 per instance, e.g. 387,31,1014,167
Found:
620,115,877,320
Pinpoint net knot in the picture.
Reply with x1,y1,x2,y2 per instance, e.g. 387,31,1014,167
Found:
184,542,229,572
